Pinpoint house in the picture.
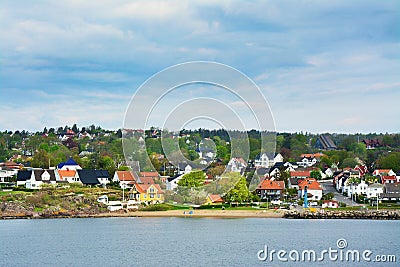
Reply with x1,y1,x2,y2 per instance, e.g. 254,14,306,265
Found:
140,172,160,182
77,169,110,186
0,168,15,183
354,165,368,177
16,170,32,187
362,138,383,149
315,135,337,150
177,163,194,175
26,169,57,189
254,153,283,168
322,200,339,208
227,158,247,175
57,158,82,171
288,177,300,189
366,183,384,199
166,175,183,191
78,131,93,139
373,169,396,177
205,194,224,205
290,170,310,179
57,169,80,183
113,171,139,188
256,179,285,200
129,183,164,204
297,154,323,168
298,178,323,201
334,173,350,192
381,183,400,201
197,147,216,160
380,175,397,184
345,180,368,197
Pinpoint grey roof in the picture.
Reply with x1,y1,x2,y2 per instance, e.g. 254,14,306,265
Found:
289,177,300,185
32,169,56,183
17,170,32,181
256,167,270,176
77,169,109,185
316,135,337,150
384,183,400,194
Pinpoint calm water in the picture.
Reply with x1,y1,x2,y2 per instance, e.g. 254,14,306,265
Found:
0,218,399,266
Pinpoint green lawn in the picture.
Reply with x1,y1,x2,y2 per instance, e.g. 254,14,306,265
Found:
0,190,29,196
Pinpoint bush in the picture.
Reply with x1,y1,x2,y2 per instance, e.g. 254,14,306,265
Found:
339,202,347,207
140,204,174,211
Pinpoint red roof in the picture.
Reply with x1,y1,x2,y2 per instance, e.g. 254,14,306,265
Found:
381,176,396,183
58,170,76,180
301,153,324,158
258,179,285,190
134,183,163,194
140,172,159,178
298,178,322,190
208,194,223,203
116,171,136,182
139,177,155,185
290,171,310,177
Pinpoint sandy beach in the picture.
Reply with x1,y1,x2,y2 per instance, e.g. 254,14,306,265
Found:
91,209,284,219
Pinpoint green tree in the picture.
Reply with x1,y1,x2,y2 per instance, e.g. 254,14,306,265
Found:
224,177,252,204
310,169,322,180
177,170,205,187
341,158,358,168
376,152,400,172
31,149,50,168
98,155,116,176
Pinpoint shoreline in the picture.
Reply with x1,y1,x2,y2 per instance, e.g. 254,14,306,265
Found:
2,209,400,220
1,209,284,220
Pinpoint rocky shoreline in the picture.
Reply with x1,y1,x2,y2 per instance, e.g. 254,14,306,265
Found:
2,208,400,220
284,209,400,220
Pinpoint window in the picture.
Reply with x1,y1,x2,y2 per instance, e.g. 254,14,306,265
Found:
150,194,154,199
144,194,147,198
150,188,155,193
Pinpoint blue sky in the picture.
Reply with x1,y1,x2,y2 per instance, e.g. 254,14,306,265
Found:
0,0,399,133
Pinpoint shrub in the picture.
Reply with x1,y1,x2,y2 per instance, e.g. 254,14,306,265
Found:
140,204,174,211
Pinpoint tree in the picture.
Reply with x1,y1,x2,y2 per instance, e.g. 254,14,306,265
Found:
98,155,116,176
310,169,322,180
207,165,225,179
72,124,79,133
224,177,252,204
376,152,400,172
341,158,358,168
31,149,50,168
177,171,205,187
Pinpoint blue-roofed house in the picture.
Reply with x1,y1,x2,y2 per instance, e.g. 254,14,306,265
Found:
57,158,82,171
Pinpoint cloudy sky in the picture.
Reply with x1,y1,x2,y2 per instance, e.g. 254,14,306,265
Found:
1,0,399,133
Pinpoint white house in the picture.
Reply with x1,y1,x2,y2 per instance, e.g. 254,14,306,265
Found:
373,169,396,177
366,183,384,199
26,169,57,189
254,153,283,168
57,158,82,171
178,163,193,175
57,169,80,183
345,180,368,197
166,175,184,191
227,157,247,174
298,178,323,201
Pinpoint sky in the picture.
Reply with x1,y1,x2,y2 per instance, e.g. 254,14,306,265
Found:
0,0,399,133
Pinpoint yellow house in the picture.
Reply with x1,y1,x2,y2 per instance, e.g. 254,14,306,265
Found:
204,194,224,205
130,183,164,204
